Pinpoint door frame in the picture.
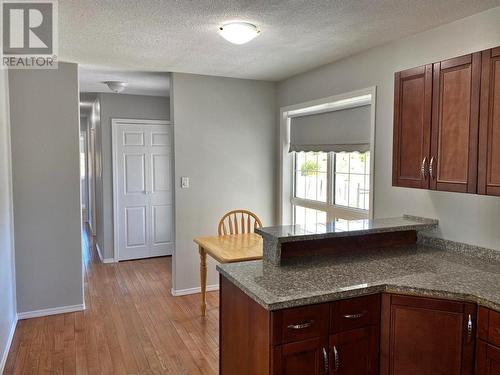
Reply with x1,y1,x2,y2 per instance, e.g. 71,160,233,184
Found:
111,118,173,262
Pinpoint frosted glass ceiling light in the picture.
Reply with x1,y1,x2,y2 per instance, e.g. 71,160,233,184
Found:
104,81,128,93
218,22,260,45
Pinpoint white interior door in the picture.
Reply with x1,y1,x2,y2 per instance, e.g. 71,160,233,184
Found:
113,120,173,261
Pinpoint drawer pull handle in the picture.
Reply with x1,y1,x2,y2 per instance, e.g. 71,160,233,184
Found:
467,314,473,343
322,347,329,374
343,311,366,319
287,320,314,330
333,345,340,371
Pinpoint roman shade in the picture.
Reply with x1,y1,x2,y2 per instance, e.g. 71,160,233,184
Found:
289,104,371,153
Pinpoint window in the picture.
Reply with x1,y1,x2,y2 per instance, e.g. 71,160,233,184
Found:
334,152,370,210
292,151,370,225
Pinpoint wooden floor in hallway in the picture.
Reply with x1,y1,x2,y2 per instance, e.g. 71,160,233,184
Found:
3,228,220,374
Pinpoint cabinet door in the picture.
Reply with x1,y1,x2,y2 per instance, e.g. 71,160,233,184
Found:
384,295,476,375
430,53,481,193
329,326,379,375
393,65,433,188
479,47,500,196
476,340,500,375
274,337,329,375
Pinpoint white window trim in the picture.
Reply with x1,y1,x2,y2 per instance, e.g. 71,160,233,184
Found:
278,87,377,225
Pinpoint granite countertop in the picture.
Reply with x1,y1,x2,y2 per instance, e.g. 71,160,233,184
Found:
255,215,438,244
217,242,500,312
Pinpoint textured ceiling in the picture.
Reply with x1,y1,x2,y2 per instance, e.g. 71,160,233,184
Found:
78,67,170,96
60,0,500,81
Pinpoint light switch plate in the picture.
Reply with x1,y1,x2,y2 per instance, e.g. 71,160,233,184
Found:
181,176,190,188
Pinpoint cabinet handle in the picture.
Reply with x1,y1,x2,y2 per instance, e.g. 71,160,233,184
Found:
467,314,473,343
429,156,435,180
495,327,500,335
332,345,340,371
420,157,428,179
322,347,329,374
287,320,314,330
342,311,366,319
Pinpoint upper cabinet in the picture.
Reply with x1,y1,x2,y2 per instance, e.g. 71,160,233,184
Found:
479,47,500,196
393,46,500,196
392,65,432,189
430,53,481,193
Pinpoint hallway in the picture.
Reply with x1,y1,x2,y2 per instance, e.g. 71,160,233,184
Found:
4,229,219,374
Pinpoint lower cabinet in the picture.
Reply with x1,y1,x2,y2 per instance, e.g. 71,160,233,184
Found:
329,326,379,374
220,276,497,375
271,294,380,375
476,306,500,374
273,337,329,375
380,294,476,375
273,328,380,375
476,340,500,375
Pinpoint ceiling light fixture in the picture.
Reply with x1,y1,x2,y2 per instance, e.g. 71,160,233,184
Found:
218,22,260,45
103,81,128,94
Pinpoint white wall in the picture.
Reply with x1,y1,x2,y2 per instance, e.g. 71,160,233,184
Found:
94,93,170,259
171,73,276,292
278,6,500,251
0,70,17,371
9,63,83,314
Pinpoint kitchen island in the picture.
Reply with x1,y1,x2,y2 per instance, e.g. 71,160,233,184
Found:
217,217,500,375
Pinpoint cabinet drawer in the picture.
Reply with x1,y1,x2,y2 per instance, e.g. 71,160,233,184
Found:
273,303,329,345
331,294,381,333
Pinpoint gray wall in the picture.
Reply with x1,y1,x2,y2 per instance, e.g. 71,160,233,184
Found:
171,73,276,292
278,6,500,251
94,93,170,259
0,70,16,369
9,63,83,313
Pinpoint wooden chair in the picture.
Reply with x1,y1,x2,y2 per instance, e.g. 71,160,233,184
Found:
218,209,262,236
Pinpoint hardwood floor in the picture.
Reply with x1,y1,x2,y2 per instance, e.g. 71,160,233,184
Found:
3,228,219,374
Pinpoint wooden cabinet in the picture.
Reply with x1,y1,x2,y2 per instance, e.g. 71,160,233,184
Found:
380,294,476,375
329,326,379,375
220,276,493,375
392,65,432,189
479,47,500,196
430,53,481,193
273,337,329,375
476,306,500,374
393,47,500,196
476,341,500,375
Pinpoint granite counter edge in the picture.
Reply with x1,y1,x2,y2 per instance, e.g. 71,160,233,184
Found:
216,265,500,313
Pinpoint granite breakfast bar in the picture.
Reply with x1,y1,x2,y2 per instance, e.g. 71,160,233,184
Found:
217,216,500,375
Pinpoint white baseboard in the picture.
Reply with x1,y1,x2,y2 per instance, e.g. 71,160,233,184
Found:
95,243,116,264
0,316,17,374
17,304,85,320
171,284,219,296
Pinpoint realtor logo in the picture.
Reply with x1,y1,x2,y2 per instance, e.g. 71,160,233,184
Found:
1,0,58,69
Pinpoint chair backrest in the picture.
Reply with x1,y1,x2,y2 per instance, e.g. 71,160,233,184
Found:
218,210,263,236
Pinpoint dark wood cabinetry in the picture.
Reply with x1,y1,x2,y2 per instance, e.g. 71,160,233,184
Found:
430,53,481,193
329,326,379,374
220,277,497,375
393,46,500,196
476,341,500,375
392,65,432,189
476,307,500,374
479,47,500,196
380,294,476,375
273,337,328,375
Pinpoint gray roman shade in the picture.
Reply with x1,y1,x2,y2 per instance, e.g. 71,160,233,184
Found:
289,104,371,153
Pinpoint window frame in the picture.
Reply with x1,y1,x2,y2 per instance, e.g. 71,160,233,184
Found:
278,87,376,225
